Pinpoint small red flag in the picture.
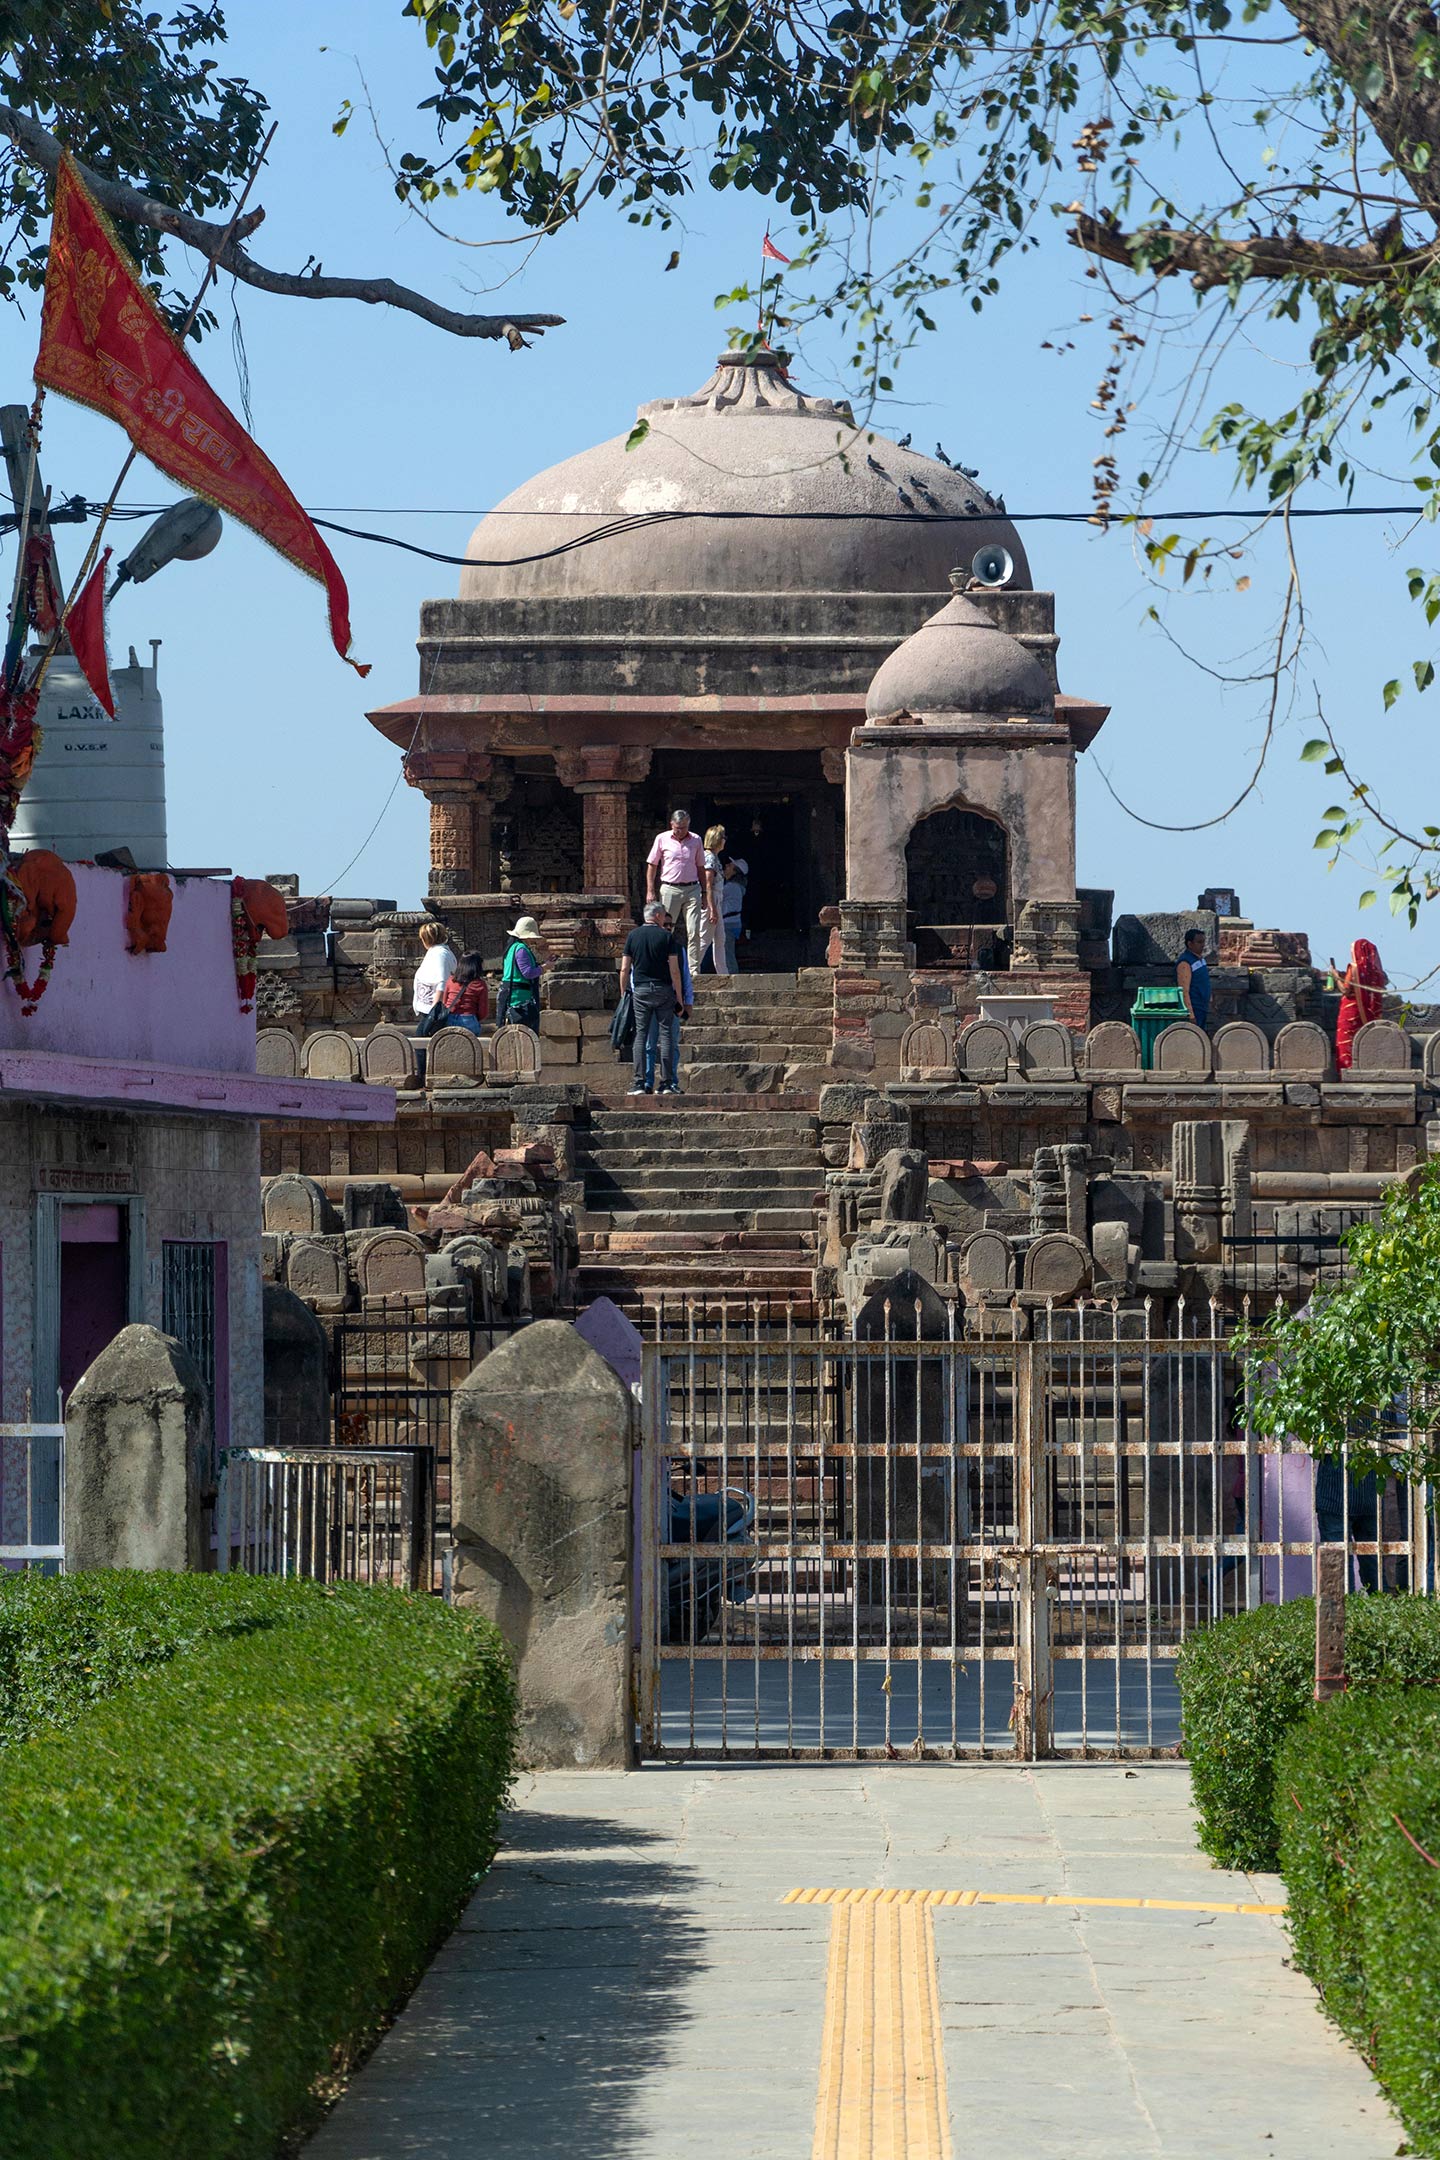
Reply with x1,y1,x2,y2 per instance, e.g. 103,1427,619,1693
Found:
761,231,791,264
35,154,368,676
67,549,115,718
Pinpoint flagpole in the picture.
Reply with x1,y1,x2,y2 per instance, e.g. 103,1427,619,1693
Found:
29,121,278,697
3,394,43,679
756,228,770,343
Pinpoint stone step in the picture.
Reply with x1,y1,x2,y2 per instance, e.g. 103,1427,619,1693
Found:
578,1164,822,1191
681,1018,833,1037
577,1148,822,1173
587,1227,813,1254
585,1207,815,1235
581,1261,816,1296
585,1107,818,1129
673,1036,834,1057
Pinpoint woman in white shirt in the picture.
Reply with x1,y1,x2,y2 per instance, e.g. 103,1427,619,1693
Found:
411,920,458,1017
698,824,730,975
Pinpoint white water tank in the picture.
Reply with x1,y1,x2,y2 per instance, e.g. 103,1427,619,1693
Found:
10,643,167,865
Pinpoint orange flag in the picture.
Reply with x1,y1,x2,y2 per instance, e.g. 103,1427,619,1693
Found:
67,549,115,718
35,154,367,675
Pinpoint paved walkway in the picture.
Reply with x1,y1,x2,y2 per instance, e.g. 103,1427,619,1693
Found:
307,1765,1397,2159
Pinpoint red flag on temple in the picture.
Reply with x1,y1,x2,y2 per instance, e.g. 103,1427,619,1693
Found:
66,548,115,719
760,231,791,264
34,153,368,676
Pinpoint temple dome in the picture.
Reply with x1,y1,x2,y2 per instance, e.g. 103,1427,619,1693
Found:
461,350,1030,601
865,582,1052,721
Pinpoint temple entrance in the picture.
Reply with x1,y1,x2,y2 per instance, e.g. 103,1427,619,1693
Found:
639,752,842,971
906,806,1009,969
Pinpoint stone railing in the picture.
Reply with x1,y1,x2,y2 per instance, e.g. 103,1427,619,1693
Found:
898,1014,1435,1088
257,1022,543,1091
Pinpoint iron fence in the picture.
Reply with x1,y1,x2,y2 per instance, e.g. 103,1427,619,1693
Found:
636,1302,1435,1763
1220,1206,1374,1307
0,1422,65,1572
219,1444,435,1592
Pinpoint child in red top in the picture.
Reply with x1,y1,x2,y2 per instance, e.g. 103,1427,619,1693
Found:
440,952,489,1034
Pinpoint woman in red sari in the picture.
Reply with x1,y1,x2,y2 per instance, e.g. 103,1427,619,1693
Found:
1330,937,1387,1068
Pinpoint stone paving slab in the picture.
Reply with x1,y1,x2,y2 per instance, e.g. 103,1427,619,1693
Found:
306,1764,1398,2159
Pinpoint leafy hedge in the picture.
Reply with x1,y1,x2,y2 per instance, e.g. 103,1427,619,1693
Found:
1277,1687,1440,2157
0,1573,516,2159
1176,1594,1440,1869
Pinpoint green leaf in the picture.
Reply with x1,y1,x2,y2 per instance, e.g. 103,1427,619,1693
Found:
1358,889,1377,908
625,419,651,453
1383,679,1402,709
1300,738,1329,761
1416,659,1436,693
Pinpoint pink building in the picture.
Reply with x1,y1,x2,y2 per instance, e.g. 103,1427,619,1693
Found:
0,863,388,1457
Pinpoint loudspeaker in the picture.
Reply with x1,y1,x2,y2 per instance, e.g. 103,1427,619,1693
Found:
970,543,1014,588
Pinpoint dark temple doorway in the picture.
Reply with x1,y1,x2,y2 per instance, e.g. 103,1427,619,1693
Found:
906,806,1010,969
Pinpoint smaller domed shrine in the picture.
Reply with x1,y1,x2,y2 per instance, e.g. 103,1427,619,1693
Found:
368,345,1108,997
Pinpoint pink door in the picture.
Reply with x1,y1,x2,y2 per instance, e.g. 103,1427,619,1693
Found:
58,1204,128,1407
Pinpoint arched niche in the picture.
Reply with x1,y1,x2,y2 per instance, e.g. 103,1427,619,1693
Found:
905,804,1009,933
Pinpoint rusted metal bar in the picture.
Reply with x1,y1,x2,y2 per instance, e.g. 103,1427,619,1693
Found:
1314,1542,1348,1702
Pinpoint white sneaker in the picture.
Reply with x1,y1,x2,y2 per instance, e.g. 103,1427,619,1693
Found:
627,1084,651,1096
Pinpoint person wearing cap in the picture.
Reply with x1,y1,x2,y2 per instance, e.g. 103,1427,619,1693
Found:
645,808,714,976
499,915,543,1033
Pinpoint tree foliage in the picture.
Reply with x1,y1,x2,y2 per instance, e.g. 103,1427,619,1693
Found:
1242,1160,1440,1477
393,0,1440,912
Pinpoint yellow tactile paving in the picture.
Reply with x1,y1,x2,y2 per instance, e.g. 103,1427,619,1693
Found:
787,1887,1287,1917
811,1895,953,2160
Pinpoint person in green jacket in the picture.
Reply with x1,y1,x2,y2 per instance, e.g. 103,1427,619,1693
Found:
500,915,543,1032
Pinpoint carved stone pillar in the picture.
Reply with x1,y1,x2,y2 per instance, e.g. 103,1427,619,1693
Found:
404,753,508,898
1173,1121,1224,1264
427,785,478,898
553,746,652,895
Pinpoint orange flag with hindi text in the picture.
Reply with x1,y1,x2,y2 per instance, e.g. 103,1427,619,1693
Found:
34,153,367,675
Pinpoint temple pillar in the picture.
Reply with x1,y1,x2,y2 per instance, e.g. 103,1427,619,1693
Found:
427,785,477,898
554,747,652,894
404,753,509,898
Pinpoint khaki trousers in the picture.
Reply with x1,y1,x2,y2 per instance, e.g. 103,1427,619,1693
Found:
660,881,708,974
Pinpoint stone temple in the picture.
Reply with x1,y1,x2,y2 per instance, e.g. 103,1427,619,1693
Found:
252,343,1438,1316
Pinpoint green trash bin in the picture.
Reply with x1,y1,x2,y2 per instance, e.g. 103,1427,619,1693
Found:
1131,985,1189,1069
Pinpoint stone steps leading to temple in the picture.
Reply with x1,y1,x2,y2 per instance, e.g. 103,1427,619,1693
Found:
575,993,826,1306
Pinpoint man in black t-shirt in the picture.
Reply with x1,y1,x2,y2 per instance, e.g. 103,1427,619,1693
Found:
620,903,685,1094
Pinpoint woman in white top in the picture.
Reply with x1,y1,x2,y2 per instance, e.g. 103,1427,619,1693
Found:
698,824,730,975
411,920,458,1017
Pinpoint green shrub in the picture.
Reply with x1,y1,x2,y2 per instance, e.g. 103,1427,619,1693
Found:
0,1569,300,1745
1176,1593,1440,1869
1277,1687,1440,2157
0,1574,516,2159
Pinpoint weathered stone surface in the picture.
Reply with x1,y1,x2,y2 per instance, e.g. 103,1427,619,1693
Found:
959,1229,1013,1294
1017,1021,1074,1079
263,1284,329,1448
488,1025,543,1081
1084,1022,1141,1076
343,1181,408,1232
818,1084,873,1123
256,1027,299,1077
356,1229,430,1301
359,1024,417,1084
1274,1020,1331,1079
1424,1032,1440,1087
877,1146,929,1222
262,1171,338,1236
1091,1219,1130,1288
1213,1021,1269,1075
955,1021,1012,1082
302,1028,362,1081
286,1236,351,1310
1345,1019,1411,1078
1112,910,1217,967
899,1018,954,1077
452,1323,633,1769
428,1026,485,1087
1022,1233,1091,1299
65,1324,207,1571
1173,1121,1224,1264
1150,1022,1213,1078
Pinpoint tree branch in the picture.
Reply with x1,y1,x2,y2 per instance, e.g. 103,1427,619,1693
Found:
1068,203,1440,290
0,101,564,348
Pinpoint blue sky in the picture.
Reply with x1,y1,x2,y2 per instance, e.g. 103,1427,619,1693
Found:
5,0,1437,984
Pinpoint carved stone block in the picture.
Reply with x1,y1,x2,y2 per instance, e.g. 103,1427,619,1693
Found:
355,1229,429,1301
359,1024,417,1085
1084,1022,1141,1076
1274,1020,1332,1080
262,1172,338,1236
1149,1021,1213,1078
487,1025,543,1083
956,1021,1012,1082
899,1018,955,1079
256,1028,299,1078
1344,1019,1411,1078
1022,1233,1091,1301
302,1028,362,1082
1018,1021,1075,1079
1212,1020,1269,1076
429,1027,486,1087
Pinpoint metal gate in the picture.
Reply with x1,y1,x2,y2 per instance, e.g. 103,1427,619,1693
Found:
636,1306,1435,1761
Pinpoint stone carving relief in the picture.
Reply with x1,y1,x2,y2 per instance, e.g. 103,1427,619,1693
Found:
1345,1020,1411,1077
1083,1022,1141,1076
428,1027,486,1086
359,1024,417,1085
488,1025,543,1082
302,1029,362,1082
1022,1233,1091,1300
256,1029,300,1077
356,1229,428,1302
1017,1021,1074,1079
1151,1022,1213,1077
1273,1020,1331,1079
899,1019,955,1079
955,1021,1011,1082
1212,1021,1269,1076
262,1173,337,1236
286,1238,350,1311
958,1229,1013,1297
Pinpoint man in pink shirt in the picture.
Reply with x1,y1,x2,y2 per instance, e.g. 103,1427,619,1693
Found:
645,808,714,973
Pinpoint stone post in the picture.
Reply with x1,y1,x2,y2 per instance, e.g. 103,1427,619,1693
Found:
404,751,509,899
426,783,478,898
64,1324,209,1572
263,1283,329,1448
554,746,652,897
451,1320,634,1768
1173,1120,1224,1264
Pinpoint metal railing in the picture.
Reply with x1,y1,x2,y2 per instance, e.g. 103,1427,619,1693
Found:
219,1445,435,1592
636,1305,1434,1763
0,1423,65,1572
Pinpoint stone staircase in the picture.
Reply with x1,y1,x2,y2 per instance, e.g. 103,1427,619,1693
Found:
576,970,832,1308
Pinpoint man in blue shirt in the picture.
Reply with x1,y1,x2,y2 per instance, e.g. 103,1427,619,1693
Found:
1177,927,1211,1031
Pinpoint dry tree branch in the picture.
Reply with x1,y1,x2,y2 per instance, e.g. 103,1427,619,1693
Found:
0,101,564,347
1068,204,1435,291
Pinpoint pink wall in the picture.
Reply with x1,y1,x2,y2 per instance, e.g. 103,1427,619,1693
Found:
0,866,255,1073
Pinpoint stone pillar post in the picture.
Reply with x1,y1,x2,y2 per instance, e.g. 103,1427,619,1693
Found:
64,1324,210,1571
426,784,478,898
554,746,652,896
404,752,508,899
1173,1120,1224,1263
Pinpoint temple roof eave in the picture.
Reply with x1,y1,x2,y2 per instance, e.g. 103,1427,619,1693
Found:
366,690,867,758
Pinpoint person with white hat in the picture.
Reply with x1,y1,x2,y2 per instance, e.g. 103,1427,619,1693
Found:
499,915,544,1032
